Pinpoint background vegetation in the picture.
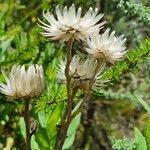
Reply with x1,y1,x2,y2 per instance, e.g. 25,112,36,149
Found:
0,0,149,149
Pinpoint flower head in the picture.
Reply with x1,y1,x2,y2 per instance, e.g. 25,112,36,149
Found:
85,28,127,64
38,4,105,42
57,56,105,89
0,65,45,99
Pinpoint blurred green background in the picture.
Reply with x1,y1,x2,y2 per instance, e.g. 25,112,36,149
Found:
0,0,149,149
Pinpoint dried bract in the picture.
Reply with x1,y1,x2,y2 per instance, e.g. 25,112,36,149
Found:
86,28,127,64
38,4,105,42
57,56,105,89
0,65,45,99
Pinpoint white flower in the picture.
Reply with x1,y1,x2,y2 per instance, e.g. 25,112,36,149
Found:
0,65,45,99
57,56,105,89
38,4,105,42
85,28,127,64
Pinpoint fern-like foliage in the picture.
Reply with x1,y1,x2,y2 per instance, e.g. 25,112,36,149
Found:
101,39,150,84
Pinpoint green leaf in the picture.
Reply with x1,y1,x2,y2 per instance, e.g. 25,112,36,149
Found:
46,103,64,147
35,101,64,149
31,135,40,150
35,127,50,150
18,117,26,138
46,103,64,134
63,113,81,149
38,110,52,128
144,120,150,150
134,127,147,150
135,96,150,116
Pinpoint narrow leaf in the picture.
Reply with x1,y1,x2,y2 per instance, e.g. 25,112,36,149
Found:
63,113,81,149
134,127,147,150
144,120,150,150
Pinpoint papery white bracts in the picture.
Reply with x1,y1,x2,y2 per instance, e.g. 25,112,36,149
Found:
0,65,45,99
38,4,105,41
57,56,105,89
85,28,127,64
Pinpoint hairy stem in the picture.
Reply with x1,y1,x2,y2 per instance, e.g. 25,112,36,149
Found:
55,37,74,150
24,99,31,150
73,60,104,148
76,60,103,112
65,37,74,120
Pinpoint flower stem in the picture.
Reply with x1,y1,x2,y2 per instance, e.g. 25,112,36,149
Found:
73,60,103,115
65,37,74,120
55,37,74,150
24,99,31,150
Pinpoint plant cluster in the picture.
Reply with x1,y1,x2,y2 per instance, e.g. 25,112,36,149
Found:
0,0,149,150
0,4,128,149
